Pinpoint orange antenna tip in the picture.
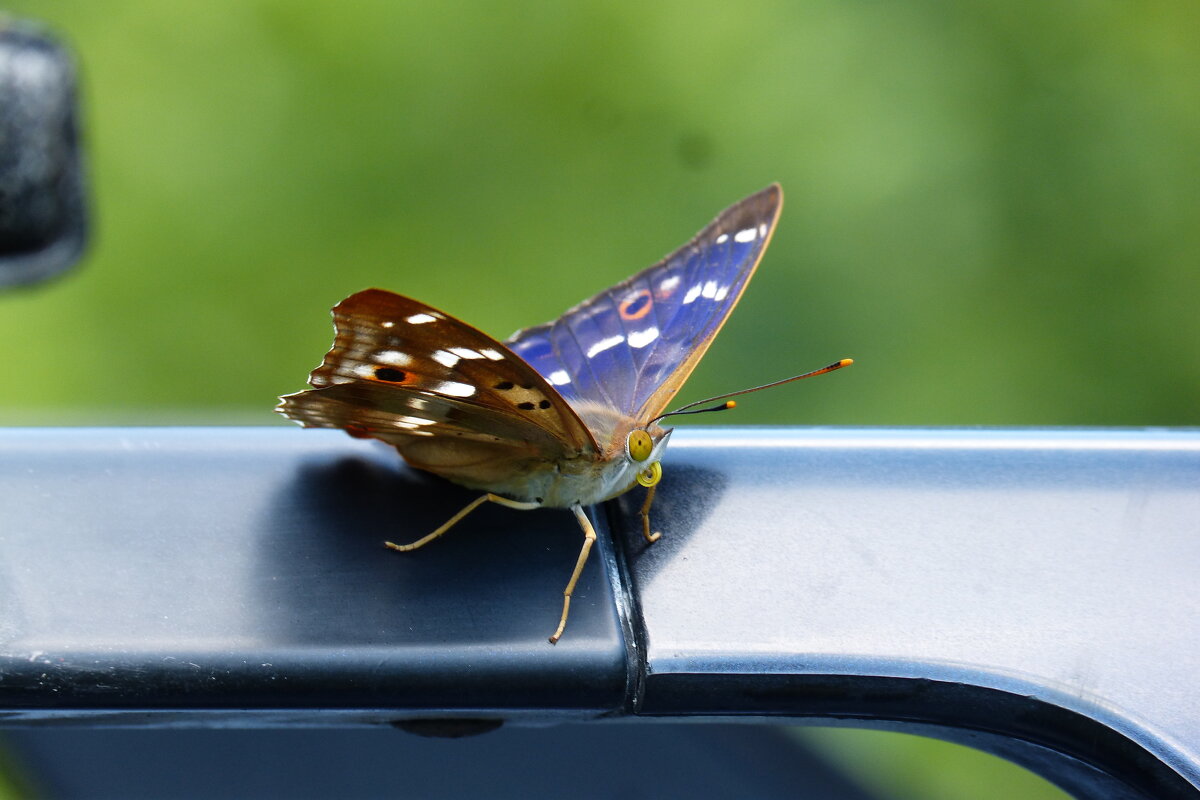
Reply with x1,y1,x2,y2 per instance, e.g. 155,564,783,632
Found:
651,356,854,424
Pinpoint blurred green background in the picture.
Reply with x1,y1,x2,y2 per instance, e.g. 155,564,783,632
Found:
2,0,1197,427
3,0,1196,796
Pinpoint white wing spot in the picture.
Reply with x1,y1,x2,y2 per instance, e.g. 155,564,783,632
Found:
432,350,460,368
434,380,476,397
375,350,411,366
586,334,625,358
682,284,702,304
353,364,376,378
713,285,729,302
397,415,437,427
659,275,680,292
734,227,758,243
548,369,571,385
716,233,729,244
702,280,718,299
406,313,439,324
381,321,395,328
479,348,505,361
448,347,484,359
627,327,659,348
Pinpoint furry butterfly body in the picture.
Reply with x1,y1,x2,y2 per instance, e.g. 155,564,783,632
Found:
279,184,785,642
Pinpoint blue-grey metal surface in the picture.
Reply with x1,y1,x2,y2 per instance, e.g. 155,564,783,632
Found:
0,427,1197,798
5,725,882,800
612,427,1200,798
0,428,630,720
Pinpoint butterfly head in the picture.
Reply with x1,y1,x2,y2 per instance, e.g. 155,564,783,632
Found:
625,426,671,489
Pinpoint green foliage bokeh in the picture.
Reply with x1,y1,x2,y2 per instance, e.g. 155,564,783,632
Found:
2,0,1196,427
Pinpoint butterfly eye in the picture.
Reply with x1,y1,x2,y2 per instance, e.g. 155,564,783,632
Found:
627,430,653,462
636,461,662,488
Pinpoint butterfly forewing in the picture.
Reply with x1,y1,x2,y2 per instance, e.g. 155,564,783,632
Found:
506,184,782,428
278,289,597,458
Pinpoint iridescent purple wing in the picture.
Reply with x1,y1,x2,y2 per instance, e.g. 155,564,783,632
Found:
506,184,783,427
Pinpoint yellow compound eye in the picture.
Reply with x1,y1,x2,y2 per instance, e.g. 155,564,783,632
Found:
636,460,662,488
627,429,653,462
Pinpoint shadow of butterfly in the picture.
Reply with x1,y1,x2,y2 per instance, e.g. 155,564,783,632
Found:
278,183,850,643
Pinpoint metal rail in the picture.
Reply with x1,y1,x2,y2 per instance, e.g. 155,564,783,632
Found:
0,427,1197,798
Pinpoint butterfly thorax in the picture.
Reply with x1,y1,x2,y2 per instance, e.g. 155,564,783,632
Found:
539,400,671,507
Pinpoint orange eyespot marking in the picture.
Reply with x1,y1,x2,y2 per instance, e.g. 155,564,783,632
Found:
619,289,653,321
636,460,662,488
627,429,653,462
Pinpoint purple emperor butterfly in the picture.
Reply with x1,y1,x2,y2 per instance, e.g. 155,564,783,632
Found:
277,184,851,643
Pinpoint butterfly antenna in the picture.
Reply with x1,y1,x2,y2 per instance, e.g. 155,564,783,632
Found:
651,358,853,425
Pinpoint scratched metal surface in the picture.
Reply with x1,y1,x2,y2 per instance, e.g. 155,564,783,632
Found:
614,427,1200,798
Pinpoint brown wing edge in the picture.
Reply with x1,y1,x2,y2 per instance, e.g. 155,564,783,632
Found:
275,288,600,455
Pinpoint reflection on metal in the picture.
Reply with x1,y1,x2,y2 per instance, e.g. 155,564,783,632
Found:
0,427,1196,798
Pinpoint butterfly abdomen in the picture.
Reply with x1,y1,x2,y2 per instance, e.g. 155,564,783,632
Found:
391,433,641,508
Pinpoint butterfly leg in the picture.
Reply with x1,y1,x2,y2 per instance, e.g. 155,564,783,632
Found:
384,493,539,552
549,504,598,644
639,484,662,544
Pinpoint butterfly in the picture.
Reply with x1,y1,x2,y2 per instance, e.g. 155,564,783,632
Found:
277,183,850,643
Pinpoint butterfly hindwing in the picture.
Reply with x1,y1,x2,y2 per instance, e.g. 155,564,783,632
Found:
279,381,572,450
506,184,782,428
277,289,597,459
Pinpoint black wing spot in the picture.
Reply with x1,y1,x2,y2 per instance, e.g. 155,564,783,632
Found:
517,401,536,411
520,383,534,390
374,367,406,382
538,399,551,409
494,380,515,390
